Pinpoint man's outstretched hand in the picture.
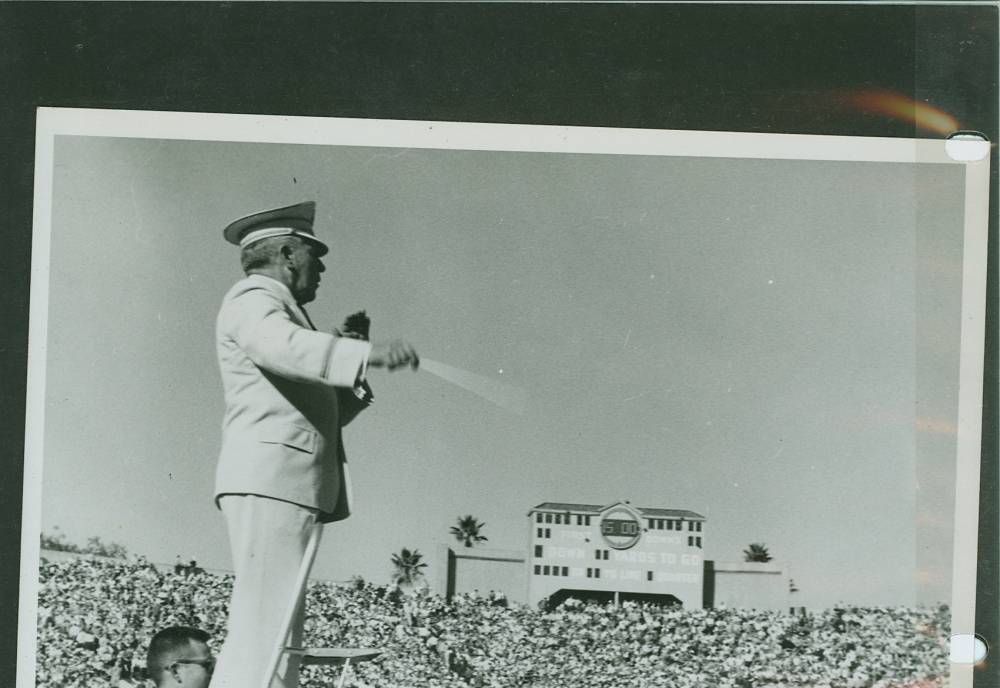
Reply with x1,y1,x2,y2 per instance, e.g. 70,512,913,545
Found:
369,340,420,371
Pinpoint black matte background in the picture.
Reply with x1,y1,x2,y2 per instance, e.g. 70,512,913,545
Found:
1,3,996,685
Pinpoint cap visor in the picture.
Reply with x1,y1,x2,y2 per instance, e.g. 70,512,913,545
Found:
300,234,329,257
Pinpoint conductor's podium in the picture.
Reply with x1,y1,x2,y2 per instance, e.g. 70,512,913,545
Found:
262,524,384,688
286,647,383,688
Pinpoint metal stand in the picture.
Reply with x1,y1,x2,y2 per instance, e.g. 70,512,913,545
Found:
259,524,382,688
285,647,384,688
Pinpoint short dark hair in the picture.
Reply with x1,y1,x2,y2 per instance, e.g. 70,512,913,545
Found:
146,626,210,684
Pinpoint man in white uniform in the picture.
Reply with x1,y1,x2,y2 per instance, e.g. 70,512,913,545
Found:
210,201,418,688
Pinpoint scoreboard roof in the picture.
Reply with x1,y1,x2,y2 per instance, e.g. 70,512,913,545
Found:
530,502,705,520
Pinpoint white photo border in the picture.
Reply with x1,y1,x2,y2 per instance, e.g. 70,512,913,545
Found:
20,107,991,688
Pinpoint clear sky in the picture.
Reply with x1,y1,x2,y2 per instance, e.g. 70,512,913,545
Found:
35,132,966,608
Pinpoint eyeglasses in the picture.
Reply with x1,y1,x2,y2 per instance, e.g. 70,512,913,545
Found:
166,658,215,674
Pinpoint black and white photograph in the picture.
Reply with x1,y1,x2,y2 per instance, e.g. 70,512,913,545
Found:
3,5,997,688
18,110,990,688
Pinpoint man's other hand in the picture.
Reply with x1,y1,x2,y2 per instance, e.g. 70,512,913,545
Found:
369,340,420,371
336,311,370,340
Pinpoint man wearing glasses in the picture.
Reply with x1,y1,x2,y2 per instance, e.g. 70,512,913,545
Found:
146,626,215,688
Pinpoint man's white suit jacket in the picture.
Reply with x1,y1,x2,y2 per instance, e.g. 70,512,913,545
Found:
214,274,372,523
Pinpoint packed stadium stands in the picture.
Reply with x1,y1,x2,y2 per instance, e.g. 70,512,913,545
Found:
34,556,950,688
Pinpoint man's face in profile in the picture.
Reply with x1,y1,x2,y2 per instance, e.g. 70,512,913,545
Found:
289,240,326,305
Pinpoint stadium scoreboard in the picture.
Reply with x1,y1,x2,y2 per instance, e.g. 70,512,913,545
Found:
527,501,705,608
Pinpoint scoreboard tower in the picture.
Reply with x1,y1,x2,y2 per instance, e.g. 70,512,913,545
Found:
527,501,705,608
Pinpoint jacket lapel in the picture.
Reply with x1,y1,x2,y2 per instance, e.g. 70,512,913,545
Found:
298,306,318,331
251,274,316,331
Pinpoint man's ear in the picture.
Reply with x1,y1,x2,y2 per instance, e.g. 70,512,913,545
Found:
279,242,299,272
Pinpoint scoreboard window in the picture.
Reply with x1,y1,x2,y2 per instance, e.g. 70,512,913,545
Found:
536,513,543,523
545,514,552,524
562,566,569,576
601,519,638,537
534,545,543,557
534,565,540,575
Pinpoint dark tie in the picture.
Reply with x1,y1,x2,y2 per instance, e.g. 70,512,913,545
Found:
299,306,317,331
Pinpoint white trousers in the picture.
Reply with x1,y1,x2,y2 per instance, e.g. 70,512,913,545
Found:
210,495,318,688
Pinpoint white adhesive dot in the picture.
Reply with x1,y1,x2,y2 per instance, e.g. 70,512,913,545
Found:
949,633,988,664
945,131,990,162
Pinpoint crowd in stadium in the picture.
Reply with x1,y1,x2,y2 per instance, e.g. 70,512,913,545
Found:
35,555,950,688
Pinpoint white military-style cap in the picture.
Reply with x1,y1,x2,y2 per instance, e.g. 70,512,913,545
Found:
223,201,329,256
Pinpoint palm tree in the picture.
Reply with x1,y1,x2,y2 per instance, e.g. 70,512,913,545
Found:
450,515,488,548
390,548,427,586
743,543,773,562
